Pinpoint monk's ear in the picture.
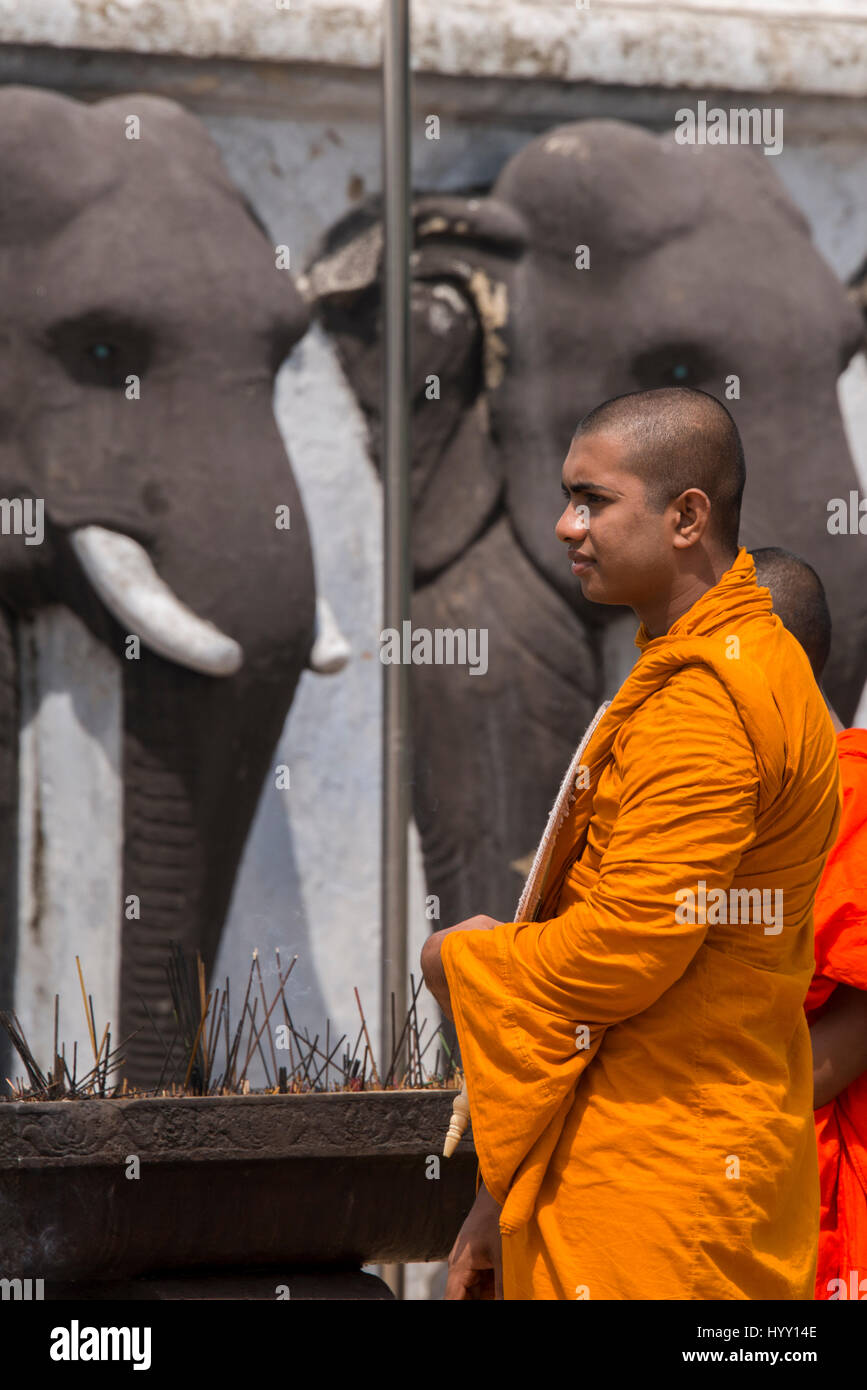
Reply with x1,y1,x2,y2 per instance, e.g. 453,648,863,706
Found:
671,486,714,545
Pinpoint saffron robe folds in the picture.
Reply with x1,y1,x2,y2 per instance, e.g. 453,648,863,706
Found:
806,728,867,1300
442,547,842,1299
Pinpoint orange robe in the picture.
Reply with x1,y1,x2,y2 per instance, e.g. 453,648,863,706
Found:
442,547,842,1299
805,727,867,1300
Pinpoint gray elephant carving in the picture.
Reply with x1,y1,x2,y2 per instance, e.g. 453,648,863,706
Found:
306,118,867,931
0,87,348,1085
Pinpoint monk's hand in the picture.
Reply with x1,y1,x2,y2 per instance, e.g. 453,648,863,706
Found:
420,915,501,1022
445,1182,504,1300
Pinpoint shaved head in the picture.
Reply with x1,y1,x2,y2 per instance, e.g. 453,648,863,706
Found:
750,547,832,679
573,387,746,554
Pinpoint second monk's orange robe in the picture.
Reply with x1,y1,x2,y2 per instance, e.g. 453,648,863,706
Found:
442,547,842,1299
806,727,867,1300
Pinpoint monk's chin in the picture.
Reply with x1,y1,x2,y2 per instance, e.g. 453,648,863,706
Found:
579,575,629,608
575,568,606,598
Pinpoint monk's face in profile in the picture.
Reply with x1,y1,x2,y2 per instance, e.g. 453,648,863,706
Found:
555,429,679,611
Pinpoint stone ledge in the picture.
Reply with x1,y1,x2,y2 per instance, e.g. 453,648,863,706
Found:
1,44,865,141
0,1090,474,1166
0,0,865,97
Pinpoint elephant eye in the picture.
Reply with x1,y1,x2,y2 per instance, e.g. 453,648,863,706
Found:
45,313,152,389
631,344,715,391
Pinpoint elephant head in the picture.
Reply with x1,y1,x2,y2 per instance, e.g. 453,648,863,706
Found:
0,87,347,1084
307,119,867,928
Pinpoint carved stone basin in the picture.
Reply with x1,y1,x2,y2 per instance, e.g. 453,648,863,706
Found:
0,1091,476,1285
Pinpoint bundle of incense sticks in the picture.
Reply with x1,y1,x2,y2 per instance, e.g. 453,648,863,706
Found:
1,948,460,1101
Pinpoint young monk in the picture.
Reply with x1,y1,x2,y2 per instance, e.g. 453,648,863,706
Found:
750,547,867,1302
422,386,843,1300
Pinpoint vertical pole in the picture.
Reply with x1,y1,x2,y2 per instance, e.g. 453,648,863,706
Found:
380,0,411,1303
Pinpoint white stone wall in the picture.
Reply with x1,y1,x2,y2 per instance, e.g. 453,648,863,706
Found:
1,1,865,95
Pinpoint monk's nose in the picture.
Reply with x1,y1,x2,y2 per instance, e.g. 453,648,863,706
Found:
556,505,588,544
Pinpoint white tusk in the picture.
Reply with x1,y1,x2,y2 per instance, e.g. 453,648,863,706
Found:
70,525,244,677
309,596,350,674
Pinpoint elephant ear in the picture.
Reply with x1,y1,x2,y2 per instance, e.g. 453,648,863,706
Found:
0,86,234,246
303,194,528,582
0,86,119,244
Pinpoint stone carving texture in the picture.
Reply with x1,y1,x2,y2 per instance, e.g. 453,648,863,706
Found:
310,119,867,934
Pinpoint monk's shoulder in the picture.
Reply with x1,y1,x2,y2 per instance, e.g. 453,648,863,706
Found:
616,662,756,766
743,622,836,758
632,660,748,727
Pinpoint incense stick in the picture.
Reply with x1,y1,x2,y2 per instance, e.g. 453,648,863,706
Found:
2,944,458,1100
75,957,98,1063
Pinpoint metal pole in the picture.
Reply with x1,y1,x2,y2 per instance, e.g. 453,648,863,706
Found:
380,0,411,1072
380,0,412,1306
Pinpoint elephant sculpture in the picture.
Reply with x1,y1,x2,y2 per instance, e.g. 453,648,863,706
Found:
0,87,347,1085
306,118,867,932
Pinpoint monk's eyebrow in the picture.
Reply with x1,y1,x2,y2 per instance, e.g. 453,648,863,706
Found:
560,480,619,497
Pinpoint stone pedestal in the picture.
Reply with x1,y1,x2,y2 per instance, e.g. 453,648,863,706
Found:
0,1091,476,1297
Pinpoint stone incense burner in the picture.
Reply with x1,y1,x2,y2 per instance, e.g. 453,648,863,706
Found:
0,1090,476,1299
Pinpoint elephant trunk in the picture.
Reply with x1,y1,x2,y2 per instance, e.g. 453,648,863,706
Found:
119,651,300,1086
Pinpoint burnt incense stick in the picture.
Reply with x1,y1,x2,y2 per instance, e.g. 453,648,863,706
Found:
155,1025,181,1094
183,996,212,1092
240,957,296,1079
254,950,280,1083
310,1031,347,1090
354,987,381,1087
